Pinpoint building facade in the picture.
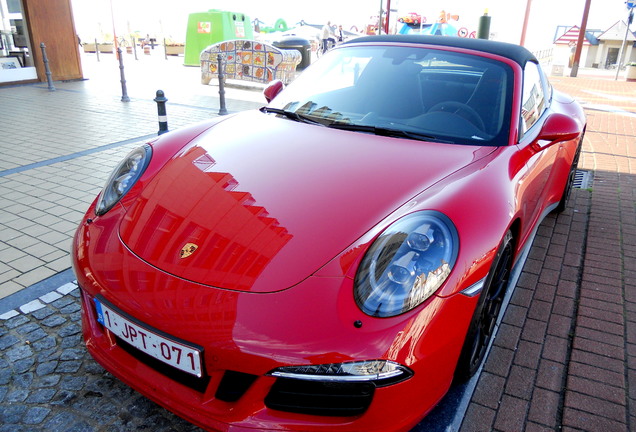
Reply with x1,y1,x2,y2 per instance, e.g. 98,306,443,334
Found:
553,22,636,70
1,0,82,85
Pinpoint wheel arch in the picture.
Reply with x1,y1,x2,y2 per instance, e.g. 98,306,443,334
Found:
507,217,521,260
453,226,515,382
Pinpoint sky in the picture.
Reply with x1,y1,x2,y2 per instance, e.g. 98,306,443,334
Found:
71,0,635,51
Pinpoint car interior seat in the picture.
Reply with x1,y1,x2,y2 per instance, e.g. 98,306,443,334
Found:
465,67,506,135
357,60,425,121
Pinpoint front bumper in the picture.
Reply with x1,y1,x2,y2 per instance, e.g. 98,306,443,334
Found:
73,211,478,432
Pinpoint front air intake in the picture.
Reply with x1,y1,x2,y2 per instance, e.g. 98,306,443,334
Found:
265,378,375,416
215,370,258,402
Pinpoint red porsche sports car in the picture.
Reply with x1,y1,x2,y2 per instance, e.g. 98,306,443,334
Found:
73,35,585,431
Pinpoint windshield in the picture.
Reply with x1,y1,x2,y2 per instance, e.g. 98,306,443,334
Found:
267,44,514,146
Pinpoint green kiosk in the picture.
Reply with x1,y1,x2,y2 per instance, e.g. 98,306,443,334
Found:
184,10,254,66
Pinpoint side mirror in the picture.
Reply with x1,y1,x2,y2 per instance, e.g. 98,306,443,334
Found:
263,80,284,103
536,112,581,144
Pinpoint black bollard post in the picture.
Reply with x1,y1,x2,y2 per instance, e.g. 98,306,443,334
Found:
217,54,228,116
154,90,169,135
39,43,56,91
117,48,130,102
477,10,492,40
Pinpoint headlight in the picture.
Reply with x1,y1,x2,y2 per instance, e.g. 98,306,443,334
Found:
354,211,459,317
95,145,152,216
268,360,413,386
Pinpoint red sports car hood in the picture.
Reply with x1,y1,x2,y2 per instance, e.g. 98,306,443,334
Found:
119,111,493,293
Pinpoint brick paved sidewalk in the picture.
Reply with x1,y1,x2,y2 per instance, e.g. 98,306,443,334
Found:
0,282,204,431
460,77,636,431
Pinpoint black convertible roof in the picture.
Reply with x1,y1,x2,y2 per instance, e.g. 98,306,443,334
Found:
344,35,537,67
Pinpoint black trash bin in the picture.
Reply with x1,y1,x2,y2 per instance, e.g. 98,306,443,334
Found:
273,36,311,70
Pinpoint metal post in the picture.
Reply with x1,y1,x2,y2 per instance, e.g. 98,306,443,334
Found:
39,42,56,91
117,48,130,102
154,90,169,135
95,38,100,62
614,7,634,81
163,38,168,60
217,54,228,116
132,36,138,60
519,0,533,46
109,0,119,57
571,0,592,77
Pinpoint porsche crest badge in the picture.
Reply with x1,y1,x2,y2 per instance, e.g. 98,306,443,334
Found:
180,243,198,259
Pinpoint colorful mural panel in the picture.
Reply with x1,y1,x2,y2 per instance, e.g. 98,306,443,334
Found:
201,39,301,85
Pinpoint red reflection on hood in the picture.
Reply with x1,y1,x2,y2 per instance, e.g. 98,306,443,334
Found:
120,145,292,292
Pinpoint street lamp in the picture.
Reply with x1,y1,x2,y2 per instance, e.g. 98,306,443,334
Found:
110,0,119,59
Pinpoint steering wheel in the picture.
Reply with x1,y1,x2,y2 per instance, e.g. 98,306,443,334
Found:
428,101,485,131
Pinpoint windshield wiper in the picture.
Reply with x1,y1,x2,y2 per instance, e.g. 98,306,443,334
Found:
327,123,454,143
260,107,321,125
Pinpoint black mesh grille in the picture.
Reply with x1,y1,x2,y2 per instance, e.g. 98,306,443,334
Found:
265,378,375,416
215,370,258,402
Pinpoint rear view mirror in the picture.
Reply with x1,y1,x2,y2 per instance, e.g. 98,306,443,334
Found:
263,80,284,103
537,112,581,143
531,112,581,151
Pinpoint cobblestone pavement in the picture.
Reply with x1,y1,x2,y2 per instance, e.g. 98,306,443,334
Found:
1,53,635,431
0,283,203,431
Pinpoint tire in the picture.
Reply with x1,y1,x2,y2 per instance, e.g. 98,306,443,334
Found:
454,230,514,383
554,138,582,213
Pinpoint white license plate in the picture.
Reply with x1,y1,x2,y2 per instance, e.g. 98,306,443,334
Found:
94,297,203,377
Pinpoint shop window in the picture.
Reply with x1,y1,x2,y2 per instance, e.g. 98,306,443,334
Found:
1,0,37,83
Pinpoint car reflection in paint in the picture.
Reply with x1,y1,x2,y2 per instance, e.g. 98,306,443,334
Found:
73,35,585,432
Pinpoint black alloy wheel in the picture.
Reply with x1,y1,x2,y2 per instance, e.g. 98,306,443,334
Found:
555,139,582,213
454,231,514,382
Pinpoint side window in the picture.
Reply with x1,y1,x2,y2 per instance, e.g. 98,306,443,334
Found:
520,62,546,135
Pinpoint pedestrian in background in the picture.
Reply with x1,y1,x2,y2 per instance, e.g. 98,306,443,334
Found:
321,21,335,54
